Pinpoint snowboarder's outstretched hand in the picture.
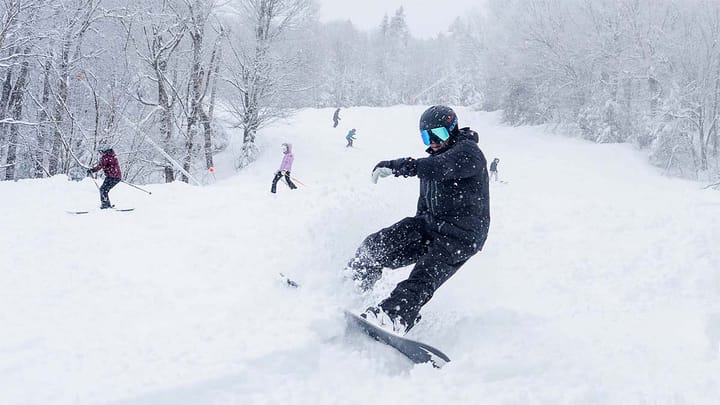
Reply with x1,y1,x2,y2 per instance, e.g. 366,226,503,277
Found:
373,158,416,177
371,167,393,183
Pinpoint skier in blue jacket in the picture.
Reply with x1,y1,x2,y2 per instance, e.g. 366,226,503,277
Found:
348,105,490,335
345,128,357,147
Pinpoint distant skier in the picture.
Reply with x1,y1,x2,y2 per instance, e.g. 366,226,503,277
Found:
489,158,500,181
348,105,490,335
333,108,341,128
87,145,122,209
271,143,297,193
345,128,357,147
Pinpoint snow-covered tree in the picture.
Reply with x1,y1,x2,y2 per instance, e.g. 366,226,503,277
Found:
221,0,314,169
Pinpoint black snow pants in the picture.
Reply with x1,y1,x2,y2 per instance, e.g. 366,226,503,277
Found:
271,171,297,193
100,177,121,208
348,216,471,332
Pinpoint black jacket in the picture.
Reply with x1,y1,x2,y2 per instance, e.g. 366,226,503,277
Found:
414,127,490,261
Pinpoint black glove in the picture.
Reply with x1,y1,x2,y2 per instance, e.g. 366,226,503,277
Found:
373,158,417,177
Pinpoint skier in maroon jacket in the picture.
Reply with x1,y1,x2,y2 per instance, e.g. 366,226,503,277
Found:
87,146,122,209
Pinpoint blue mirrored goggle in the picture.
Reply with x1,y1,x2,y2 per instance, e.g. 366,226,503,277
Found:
420,126,451,146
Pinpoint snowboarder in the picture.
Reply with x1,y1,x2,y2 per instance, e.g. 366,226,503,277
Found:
346,128,357,147
348,105,490,335
333,108,341,128
271,143,297,193
489,158,500,181
87,145,122,209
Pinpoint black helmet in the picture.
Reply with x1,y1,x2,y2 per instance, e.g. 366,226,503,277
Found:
419,105,458,145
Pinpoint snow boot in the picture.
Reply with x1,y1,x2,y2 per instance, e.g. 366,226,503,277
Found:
361,306,408,336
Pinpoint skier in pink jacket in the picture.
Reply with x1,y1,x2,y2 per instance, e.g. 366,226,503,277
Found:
271,143,297,193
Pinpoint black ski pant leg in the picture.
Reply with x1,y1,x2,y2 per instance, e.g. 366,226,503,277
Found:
348,217,429,290
100,177,121,207
270,172,282,193
283,172,297,189
379,242,468,331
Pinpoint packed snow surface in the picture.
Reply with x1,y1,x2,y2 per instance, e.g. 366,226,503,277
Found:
2,106,720,404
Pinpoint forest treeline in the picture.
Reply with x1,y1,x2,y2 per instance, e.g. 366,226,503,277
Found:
0,0,717,183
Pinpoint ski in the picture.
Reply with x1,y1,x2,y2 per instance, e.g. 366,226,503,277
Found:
66,208,135,215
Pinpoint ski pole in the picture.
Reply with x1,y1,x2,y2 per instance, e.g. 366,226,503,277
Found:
121,180,152,195
88,172,100,189
290,177,307,187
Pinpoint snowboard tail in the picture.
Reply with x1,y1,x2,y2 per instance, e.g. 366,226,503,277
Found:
344,310,450,368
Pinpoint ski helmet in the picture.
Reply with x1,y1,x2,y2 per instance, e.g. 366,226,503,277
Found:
419,105,458,146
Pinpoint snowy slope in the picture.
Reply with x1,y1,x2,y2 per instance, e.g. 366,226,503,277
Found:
2,106,720,404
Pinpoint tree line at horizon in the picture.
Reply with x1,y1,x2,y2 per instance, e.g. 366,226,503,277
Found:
0,0,717,184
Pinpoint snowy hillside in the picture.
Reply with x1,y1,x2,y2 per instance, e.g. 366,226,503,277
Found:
2,106,720,404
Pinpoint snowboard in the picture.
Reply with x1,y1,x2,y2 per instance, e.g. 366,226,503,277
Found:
344,310,450,368
67,207,135,215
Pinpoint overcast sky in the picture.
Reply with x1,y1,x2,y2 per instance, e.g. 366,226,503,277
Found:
315,0,486,39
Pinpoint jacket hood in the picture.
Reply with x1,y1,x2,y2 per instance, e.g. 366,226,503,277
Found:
454,127,479,143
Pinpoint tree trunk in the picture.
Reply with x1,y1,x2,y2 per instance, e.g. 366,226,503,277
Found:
156,60,175,183
710,63,720,157
181,124,196,183
35,60,52,178
648,76,659,117
5,52,29,180
204,45,221,169
0,68,13,146
159,105,174,183
208,46,220,122
199,106,213,169
49,43,70,175
237,125,259,169
698,109,708,171
182,29,204,183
